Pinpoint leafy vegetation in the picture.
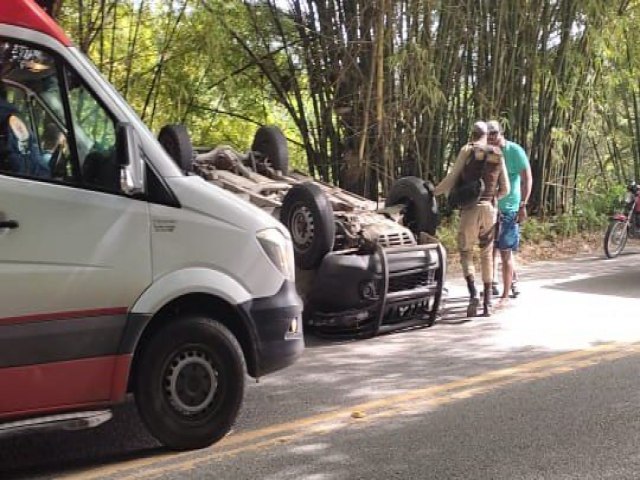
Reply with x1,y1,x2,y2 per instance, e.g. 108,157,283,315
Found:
55,0,639,227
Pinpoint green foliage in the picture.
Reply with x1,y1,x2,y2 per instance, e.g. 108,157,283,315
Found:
435,211,460,253
437,211,606,254
519,186,611,241
58,0,305,164
53,0,640,213
519,219,551,243
437,188,613,252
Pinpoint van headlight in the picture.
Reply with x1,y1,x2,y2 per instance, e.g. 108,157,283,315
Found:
257,228,295,282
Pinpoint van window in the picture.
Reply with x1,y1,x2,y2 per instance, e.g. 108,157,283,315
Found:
0,43,69,181
0,40,122,194
65,69,119,192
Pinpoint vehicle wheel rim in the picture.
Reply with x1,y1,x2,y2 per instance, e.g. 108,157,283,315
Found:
290,204,314,251
608,222,627,255
164,349,218,417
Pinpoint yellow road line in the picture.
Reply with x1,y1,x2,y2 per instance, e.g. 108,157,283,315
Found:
58,342,639,480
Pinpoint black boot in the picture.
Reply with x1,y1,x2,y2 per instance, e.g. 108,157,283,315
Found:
466,275,479,317
483,283,493,317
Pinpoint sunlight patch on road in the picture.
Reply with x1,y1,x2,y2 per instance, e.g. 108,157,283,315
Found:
58,342,640,480
489,282,640,351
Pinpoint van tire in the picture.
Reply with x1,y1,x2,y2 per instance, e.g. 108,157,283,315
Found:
158,124,194,172
251,125,290,175
386,176,439,236
134,316,245,450
281,182,335,270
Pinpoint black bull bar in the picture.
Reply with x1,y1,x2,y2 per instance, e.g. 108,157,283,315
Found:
305,242,446,338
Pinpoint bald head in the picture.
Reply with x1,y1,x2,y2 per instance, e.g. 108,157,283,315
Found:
471,121,487,142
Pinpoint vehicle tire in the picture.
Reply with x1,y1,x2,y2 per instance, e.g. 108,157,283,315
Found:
251,125,289,175
426,257,446,327
386,176,439,237
134,316,245,450
158,124,194,172
604,219,628,259
280,182,335,270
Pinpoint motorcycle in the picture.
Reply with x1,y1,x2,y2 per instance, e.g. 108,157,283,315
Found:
604,181,640,258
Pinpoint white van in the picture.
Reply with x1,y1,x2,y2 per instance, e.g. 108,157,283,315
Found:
0,0,304,450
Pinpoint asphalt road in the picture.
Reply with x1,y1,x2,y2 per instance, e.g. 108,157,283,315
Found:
2,245,640,479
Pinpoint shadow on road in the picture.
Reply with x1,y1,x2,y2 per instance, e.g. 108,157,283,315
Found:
519,250,640,284
437,295,475,325
546,269,640,298
0,293,521,480
0,402,163,479
511,250,640,299
3,251,639,478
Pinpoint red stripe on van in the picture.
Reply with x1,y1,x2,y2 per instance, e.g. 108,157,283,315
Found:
0,355,131,419
111,354,133,403
0,307,128,326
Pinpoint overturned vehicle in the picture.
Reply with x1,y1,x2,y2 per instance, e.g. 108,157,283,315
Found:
159,125,446,337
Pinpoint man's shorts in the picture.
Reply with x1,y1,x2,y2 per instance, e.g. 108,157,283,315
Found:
496,210,520,251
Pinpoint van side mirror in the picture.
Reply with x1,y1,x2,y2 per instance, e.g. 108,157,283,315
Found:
116,122,144,195
116,122,134,167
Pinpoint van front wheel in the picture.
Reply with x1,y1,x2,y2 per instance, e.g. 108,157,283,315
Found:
135,316,246,450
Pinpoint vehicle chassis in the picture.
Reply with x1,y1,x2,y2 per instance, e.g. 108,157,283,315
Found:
191,144,446,338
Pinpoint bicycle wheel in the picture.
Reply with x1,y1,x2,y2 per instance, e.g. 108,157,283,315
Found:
604,219,628,259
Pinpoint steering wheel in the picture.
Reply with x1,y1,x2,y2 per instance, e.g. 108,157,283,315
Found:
48,144,66,178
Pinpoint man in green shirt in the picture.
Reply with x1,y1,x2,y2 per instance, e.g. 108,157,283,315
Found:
487,120,532,306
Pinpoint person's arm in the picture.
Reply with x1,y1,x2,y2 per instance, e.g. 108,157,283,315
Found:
517,146,532,222
434,146,469,196
497,157,510,201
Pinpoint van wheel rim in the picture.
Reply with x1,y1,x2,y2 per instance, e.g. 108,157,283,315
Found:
290,204,314,251
165,350,218,416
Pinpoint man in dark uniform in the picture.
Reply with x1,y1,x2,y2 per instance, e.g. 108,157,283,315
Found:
435,121,509,317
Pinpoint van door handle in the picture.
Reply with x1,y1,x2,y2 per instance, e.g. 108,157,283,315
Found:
0,220,19,229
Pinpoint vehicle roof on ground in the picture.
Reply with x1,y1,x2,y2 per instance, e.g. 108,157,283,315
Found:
0,0,71,47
